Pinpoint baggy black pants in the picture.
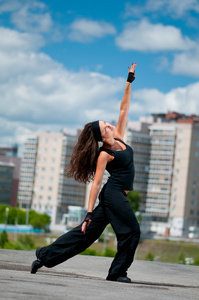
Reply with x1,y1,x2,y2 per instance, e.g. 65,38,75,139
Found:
37,185,141,280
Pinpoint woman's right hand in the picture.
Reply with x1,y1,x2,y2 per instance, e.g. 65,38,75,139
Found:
128,62,137,73
81,212,92,234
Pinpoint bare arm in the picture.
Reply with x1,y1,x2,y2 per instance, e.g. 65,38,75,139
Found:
81,151,110,233
114,63,136,140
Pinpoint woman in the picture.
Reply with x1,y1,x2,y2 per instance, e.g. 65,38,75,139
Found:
31,63,140,283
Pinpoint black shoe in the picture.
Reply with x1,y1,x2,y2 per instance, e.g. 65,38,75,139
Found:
30,259,43,274
117,276,131,283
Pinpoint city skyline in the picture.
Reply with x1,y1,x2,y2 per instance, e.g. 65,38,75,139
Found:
1,0,199,148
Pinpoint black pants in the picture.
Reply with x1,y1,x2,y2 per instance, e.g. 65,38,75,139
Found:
37,185,140,280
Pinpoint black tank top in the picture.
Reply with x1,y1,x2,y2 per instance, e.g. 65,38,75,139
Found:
99,138,135,191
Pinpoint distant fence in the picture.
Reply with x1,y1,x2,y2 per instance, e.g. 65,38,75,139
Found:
0,224,43,233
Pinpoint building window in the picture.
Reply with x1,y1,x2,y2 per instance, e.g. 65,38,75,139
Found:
195,151,199,158
49,177,54,182
48,196,51,201
190,209,194,215
196,142,199,148
39,195,43,199
193,181,197,188
51,158,55,163
48,187,52,191
192,190,197,196
191,200,196,206
50,168,54,173
40,186,44,191
42,167,45,171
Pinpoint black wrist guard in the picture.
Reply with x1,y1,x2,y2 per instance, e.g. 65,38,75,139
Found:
84,212,92,223
127,72,135,83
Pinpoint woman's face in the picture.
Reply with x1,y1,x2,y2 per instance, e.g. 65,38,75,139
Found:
99,121,115,140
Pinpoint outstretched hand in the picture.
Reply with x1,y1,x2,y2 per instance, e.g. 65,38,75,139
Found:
128,63,137,73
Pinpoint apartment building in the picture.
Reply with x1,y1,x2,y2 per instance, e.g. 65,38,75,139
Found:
0,161,14,205
0,145,21,206
146,120,199,237
18,132,86,230
146,125,176,234
126,121,151,212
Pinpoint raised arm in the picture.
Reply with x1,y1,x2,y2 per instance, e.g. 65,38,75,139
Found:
114,63,136,140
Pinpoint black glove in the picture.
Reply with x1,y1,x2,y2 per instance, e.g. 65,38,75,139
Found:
84,212,92,223
127,72,135,83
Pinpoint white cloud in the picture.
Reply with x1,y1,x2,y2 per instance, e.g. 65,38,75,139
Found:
0,27,124,146
132,81,199,115
116,19,195,52
0,0,22,14
68,18,116,42
125,0,199,18
0,0,53,33
0,27,44,52
11,6,53,33
172,47,199,77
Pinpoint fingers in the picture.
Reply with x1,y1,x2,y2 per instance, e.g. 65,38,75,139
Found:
81,220,92,234
128,62,137,73
81,221,87,234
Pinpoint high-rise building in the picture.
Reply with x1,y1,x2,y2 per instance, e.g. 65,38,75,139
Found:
146,125,176,234
126,121,151,212
0,161,14,205
146,121,199,237
0,145,21,206
18,132,86,230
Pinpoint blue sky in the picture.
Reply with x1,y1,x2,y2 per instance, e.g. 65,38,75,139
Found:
0,0,199,147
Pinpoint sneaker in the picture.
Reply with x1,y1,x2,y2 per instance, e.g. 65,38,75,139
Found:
30,259,43,274
117,276,131,283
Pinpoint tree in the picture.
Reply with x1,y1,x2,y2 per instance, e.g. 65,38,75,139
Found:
29,210,51,231
0,230,8,248
127,190,141,213
0,205,50,231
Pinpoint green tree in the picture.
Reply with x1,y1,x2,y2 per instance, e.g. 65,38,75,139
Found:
29,210,51,231
0,205,8,223
0,230,8,248
0,205,50,231
127,191,141,213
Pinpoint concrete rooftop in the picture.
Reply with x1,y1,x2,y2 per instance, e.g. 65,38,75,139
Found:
0,249,199,300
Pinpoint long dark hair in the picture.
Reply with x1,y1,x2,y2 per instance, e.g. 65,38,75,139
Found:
67,122,100,183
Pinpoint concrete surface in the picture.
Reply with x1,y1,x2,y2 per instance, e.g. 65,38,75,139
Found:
0,249,199,300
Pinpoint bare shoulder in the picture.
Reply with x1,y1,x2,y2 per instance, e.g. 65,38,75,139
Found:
98,150,110,161
98,149,114,164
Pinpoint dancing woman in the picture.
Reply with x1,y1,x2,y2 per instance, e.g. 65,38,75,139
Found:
31,63,140,283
